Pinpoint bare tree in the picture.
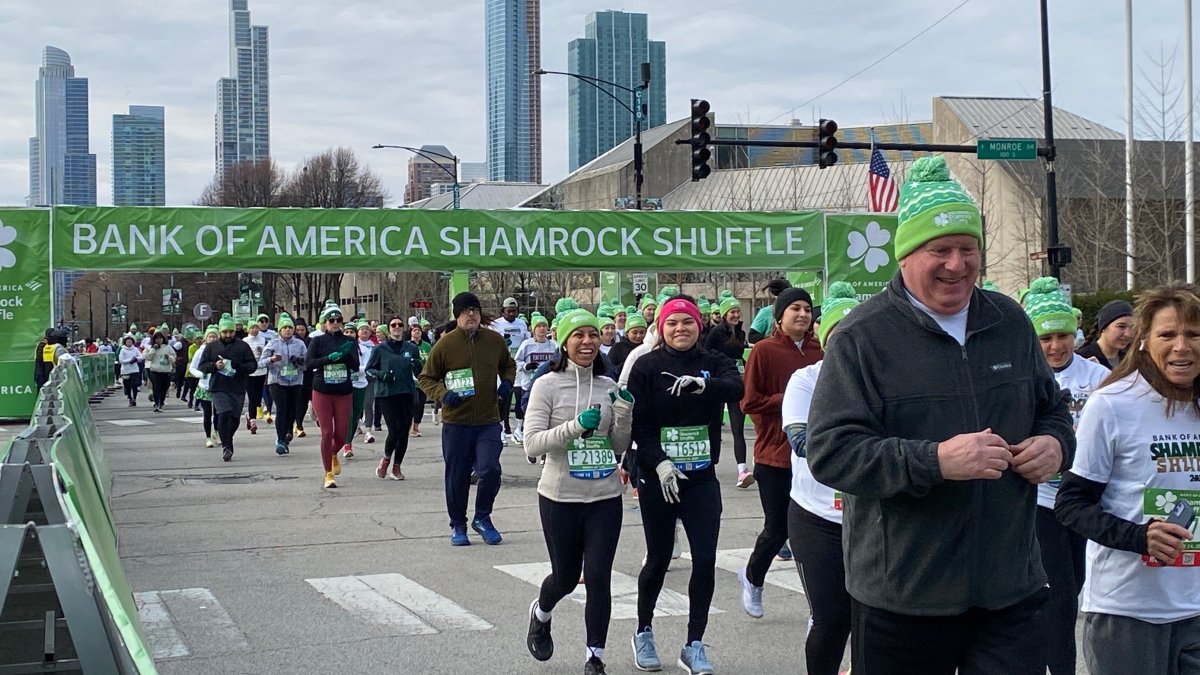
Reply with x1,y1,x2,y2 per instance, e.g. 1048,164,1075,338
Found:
280,147,389,208
195,159,285,207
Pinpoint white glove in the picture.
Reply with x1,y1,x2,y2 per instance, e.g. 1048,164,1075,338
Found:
654,460,687,503
662,372,706,396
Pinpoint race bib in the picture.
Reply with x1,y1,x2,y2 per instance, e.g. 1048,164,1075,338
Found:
661,425,711,471
568,436,617,480
280,363,299,378
737,361,745,375
446,368,475,396
323,363,348,384
1142,488,1200,567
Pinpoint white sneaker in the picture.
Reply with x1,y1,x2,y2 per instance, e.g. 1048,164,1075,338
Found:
512,430,524,444
501,433,511,446
364,432,376,444
433,411,441,425
738,567,764,619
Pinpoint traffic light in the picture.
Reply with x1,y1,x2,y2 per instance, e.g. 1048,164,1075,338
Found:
817,118,838,168
690,99,712,181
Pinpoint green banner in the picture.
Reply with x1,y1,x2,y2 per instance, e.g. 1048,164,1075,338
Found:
0,209,52,418
599,271,656,311
52,206,826,272
786,269,825,307
824,214,899,298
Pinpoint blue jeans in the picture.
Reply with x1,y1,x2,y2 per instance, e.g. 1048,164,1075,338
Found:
442,422,503,529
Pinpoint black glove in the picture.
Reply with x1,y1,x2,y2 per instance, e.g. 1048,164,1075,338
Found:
289,355,304,367
525,362,539,371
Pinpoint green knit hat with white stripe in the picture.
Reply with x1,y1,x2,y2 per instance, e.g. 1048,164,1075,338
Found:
530,312,549,328
894,155,983,260
556,309,601,344
818,282,860,348
218,313,236,332
204,324,219,338
1024,276,1075,337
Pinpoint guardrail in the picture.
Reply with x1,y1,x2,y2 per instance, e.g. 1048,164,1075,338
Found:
0,354,155,673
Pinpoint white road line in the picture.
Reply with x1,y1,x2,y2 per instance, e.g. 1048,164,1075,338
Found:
493,562,722,620
306,573,492,635
682,548,806,595
107,419,155,427
172,417,205,424
134,591,190,659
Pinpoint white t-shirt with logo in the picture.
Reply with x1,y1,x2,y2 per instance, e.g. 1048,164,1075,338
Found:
1038,355,1111,508
515,337,558,388
491,317,530,356
1072,372,1200,623
783,361,842,524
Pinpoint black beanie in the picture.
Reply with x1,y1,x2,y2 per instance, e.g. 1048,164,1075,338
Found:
774,287,814,322
452,292,482,318
1096,300,1133,333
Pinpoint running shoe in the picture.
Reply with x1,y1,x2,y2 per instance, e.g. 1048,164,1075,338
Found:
256,408,266,421
513,430,524,444
249,418,258,435
342,443,354,459
526,600,554,661
471,516,503,545
526,454,537,465
501,433,511,446
205,438,214,448
736,470,755,488
678,641,714,675
374,425,383,431
222,447,233,462
450,526,470,546
323,471,337,489
410,429,422,437
364,431,376,444
776,544,793,562
275,441,287,455
295,425,306,438
584,656,608,675
433,410,441,425
331,453,342,476
265,412,273,425
632,630,662,672
245,414,252,431
738,567,764,619
390,463,404,481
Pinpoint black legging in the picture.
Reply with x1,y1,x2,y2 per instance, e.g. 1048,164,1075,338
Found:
148,371,171,407
638,473,721,644
746,464,792,586
538,495,623,649
377,394,413,463
789,500,850,675
181,377,198,404
727,401,747,465
123,374,140,401
269,384,302,444
1036,505,1085,675
297,375,313,430
410,389,427,428
174,361,187,397
513,386,525,420
498,387,515,434
246,375,266,418
199,399,214,438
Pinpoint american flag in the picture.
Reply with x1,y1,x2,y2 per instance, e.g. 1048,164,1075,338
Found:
868,148,899,212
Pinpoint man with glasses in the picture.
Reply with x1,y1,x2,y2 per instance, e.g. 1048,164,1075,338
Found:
807,157,1074,674
197,313,259,462
420,292,517,546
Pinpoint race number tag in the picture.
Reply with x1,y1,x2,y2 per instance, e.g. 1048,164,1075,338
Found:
280,363,299,378
661,426,711,471
568,436,617,480
1142,488,1200,567
446,368,476,396
323,363,348,384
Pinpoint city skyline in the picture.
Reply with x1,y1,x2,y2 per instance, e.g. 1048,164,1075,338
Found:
568,10,666,171
112,105,165,206
215,0,270,181
28,45,95,206
0,1,1190,207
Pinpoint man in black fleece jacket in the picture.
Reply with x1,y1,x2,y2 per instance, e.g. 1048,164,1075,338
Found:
198,314,259,461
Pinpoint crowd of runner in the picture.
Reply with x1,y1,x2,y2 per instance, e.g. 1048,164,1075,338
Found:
32,155,1200,675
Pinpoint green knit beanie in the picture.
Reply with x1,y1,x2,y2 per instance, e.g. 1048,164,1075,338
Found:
218,313,236,332
895,156,983,260
1017,287,1031,305
625,304,636,316
530,312,549,329
718,293,741,317
818,282,860,348
625,314,648,331
319,303,344,324
556,309,601,345
1024,277,1075,337
638,296,657,313
277,313,295,330
554,297,579,315
698,299,712,314
204,324,219,338
599,313,616,329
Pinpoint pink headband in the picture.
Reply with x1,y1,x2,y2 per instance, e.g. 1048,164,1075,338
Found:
657,299,703,335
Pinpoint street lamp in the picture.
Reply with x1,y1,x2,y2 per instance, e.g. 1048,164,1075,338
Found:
536,62,651,210
371,144,460,209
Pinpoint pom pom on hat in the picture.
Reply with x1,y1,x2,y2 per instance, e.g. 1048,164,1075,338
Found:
218,313,236,332
1023,276,1076,337
555,297,579,314
718,292,741,317
319,303,344,323
277,313,295,330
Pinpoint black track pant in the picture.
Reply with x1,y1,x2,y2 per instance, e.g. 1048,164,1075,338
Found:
199,399,214,437
174,362,187,397
513,386,526,420
727,401,747,465
216,409,239,450
148,371,171,407
297,378,312,429
497,387,514,433
538,496,622,649
746,464,792,586
637,472,721,643
123,375,140,401
1036,505,1086,675
789,501,850,675
377,394,413,463
269,384,301,445
246,375,266,417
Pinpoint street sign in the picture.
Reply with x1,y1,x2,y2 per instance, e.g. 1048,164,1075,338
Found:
193,303,211,320
410,300,433,309
1029,251,1048,261
631,273,649,295
977,139,1038,161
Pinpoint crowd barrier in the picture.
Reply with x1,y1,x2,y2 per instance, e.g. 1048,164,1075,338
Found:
0,354,155,673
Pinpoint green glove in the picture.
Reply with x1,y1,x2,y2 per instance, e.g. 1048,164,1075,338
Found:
577,407,602,431
327,346,347,362
609,388,634,404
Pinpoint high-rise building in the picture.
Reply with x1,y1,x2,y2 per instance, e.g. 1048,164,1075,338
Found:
568,11,666,171
28,46,96,206
485,0,541,183
215,0,269,181
403,145,457,204
113,106,166,206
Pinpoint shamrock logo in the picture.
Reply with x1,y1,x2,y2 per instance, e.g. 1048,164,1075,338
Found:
665,428,680,441
572,438,586,449
846,220,891,273
0,220,16,270
1156,491,1178,514
934,212,950,227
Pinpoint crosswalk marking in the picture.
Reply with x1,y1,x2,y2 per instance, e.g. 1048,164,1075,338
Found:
306,573,493,635
108,419,155,427
134,588,247,660
493,562,723,620
173,417,205,424
682,548,806,595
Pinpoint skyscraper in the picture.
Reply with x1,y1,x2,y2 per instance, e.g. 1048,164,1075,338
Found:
403,145,457,204
215,0,269,181
28,46,96,206
485,0,541,183
568,11,666,171
113,106,166,206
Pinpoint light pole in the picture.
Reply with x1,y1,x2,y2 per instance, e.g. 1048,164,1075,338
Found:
536,62,651,209
371,144,460,209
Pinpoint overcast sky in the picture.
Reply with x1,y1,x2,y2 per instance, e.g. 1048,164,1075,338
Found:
0,0,1189,206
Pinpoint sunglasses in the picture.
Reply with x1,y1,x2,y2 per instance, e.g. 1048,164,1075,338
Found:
389,322,404,327
326,316,343,323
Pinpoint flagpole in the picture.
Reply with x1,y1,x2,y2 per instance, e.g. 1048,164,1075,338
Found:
1126,0,1136,290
